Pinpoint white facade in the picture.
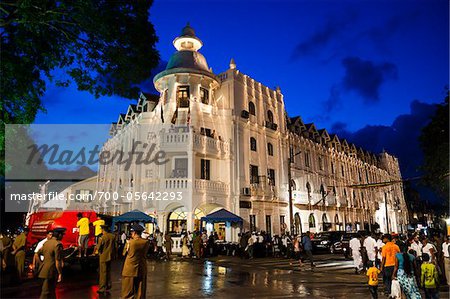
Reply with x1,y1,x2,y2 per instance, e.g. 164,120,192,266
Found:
94,25,408,239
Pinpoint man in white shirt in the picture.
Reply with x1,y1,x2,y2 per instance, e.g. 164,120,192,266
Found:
363,233,378,265
409,235,423,260
349,234,363,273
121,231,127,245
422,237,436,263
32,230,53,270
376,238,384,268
442,236,450,286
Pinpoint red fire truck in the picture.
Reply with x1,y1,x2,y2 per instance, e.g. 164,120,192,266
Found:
27,210,98,259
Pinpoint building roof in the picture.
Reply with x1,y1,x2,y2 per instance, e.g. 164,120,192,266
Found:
154,24,217,84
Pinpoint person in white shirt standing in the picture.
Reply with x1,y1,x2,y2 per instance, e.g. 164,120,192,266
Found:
349,234,363,273
363,233,378,268
375,233,384,268
422,237,437,264
32,230,53,272
442,236,450,286
409,234,423,260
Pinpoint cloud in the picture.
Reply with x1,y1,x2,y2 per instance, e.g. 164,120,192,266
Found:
323,84,342,113
291,12,357,60
341,57,398,103
331,100,438,179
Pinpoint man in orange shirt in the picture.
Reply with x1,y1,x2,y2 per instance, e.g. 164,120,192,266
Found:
380,234,400,296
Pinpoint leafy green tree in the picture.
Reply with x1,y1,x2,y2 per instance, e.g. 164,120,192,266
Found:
0,0,160,174
1,0,159,124
419,88,449,202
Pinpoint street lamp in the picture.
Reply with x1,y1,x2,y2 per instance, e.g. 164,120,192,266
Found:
287,143,302,234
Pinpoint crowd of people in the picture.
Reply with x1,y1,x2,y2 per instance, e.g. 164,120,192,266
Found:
346,232,449,299
1,214,448,299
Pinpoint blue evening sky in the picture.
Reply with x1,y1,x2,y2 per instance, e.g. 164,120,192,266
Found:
35,0,449,133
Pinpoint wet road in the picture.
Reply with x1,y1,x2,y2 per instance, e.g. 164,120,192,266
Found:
1,254,449,298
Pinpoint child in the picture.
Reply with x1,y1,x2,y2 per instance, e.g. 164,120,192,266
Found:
421,253,439,299
367,260,380,299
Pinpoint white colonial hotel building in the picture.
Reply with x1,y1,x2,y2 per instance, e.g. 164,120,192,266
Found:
94,25,408,240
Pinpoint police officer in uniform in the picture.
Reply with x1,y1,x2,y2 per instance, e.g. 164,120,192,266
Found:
37,227,65,299
121,224,149,299
96,225,115,294
12,227,28,281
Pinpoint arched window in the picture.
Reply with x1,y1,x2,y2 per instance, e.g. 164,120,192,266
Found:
290,179,296,190
320,184,326,197
353,190,357,207
250,137,257,151
360,192,365,208
322,213,329,223
306,182,311,196
167,207,188,234
248,102,256,115
267,110,274,123
308,213,316,228
334,214,339,224
267,142,274,156
294,213,302,234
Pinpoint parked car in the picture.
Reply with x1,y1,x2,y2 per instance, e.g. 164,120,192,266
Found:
311,231,345,253
332,232,360,258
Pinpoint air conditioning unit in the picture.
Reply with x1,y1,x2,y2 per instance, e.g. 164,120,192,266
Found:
242,187,251,196
241,110,250,119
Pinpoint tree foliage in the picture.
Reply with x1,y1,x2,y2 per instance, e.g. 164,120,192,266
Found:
419,88,449,201
1,0,160,124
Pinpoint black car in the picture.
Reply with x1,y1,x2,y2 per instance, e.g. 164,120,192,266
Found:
332,232,360,258
311,231,345,253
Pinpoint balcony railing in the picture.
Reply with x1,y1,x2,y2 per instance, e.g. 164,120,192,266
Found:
164,178,189,189
194,179,229,194
161,131,190,146
193,134,229,155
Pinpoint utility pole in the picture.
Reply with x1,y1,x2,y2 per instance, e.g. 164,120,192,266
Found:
385,192,390,233
287,137,302,234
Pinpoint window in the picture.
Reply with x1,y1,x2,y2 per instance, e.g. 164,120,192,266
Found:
145,169,153,178
174,158,188,178
200,159,210,180
76,189,93,202
267,169,275,186
304,151,310,167
267,110,274,123
308,213,316,228
249,215,256,232
289,147,295,162
265,215,272,236
280,215,286,232
250,165,259,184
177,85,190,108
200,87,209,104
318,156,323,170
267,143,274,156
306,182,311,195
249,102,256,115
163,89,168,104
320,184,326,197
331,162,335,174
365,169,369,183
341,165,345,177
290,179,296,190
250,137,257,151
200,127,212,137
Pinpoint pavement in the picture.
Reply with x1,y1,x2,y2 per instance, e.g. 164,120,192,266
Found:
1,254,449,298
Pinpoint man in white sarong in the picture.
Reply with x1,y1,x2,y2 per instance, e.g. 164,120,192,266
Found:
349,234,363,273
